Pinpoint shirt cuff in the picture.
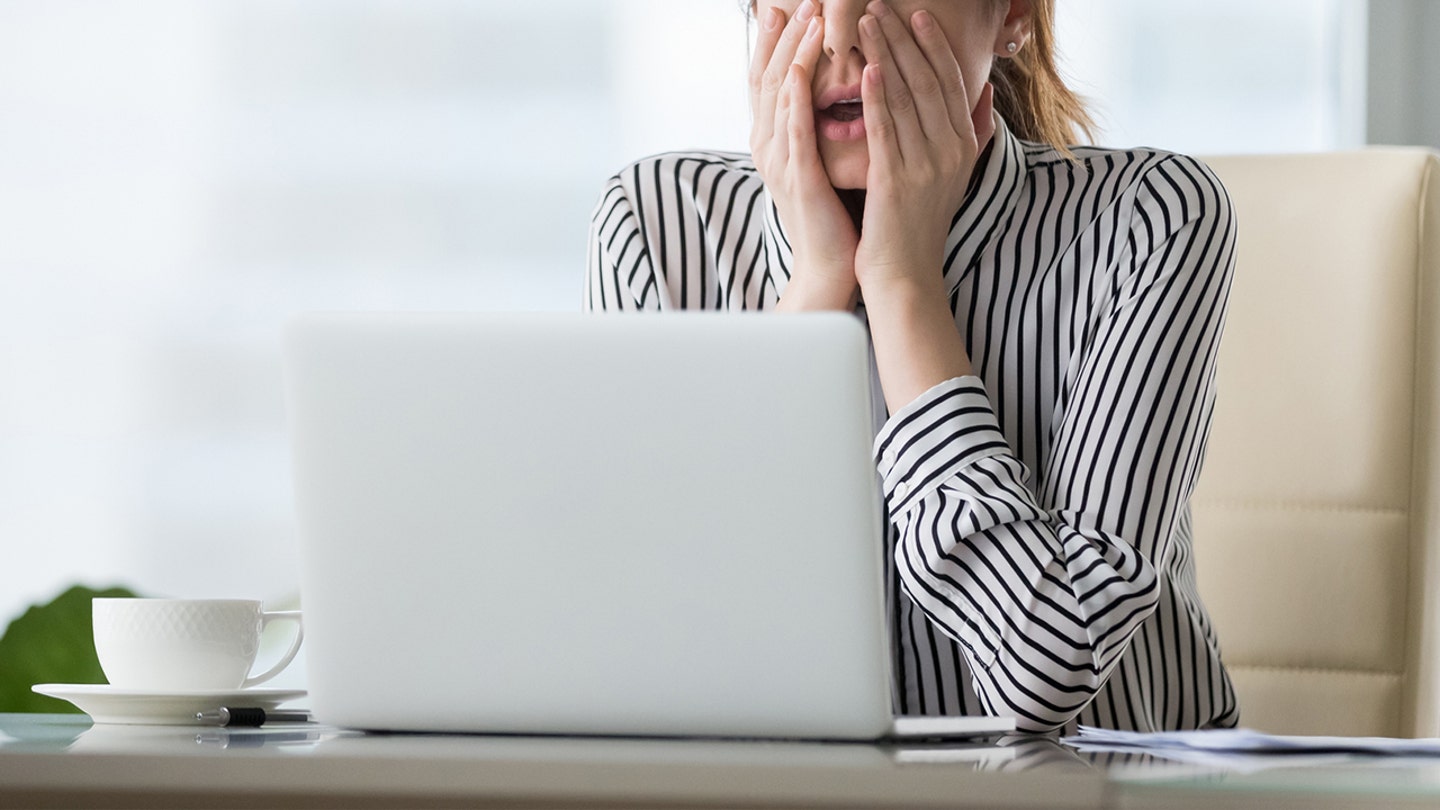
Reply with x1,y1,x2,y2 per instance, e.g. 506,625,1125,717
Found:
872,376,1013,518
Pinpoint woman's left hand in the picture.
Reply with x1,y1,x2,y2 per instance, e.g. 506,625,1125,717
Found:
853,2,995,297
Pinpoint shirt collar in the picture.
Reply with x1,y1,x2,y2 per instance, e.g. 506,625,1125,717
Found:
761,114,1028,300
942,115,1027,295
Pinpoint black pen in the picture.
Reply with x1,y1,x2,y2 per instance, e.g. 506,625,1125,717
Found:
195,707,313,727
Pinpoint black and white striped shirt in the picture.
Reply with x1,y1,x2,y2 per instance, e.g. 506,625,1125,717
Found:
585,119,1240,734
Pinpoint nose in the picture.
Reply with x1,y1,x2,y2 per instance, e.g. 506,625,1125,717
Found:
820,0,865,61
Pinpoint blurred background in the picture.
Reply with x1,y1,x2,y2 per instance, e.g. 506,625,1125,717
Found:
0,0,1435,688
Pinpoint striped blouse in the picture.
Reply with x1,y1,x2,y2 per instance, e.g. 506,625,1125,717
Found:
584,118,1240,734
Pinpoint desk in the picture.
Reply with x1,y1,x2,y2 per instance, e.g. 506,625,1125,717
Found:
2,715,1438,809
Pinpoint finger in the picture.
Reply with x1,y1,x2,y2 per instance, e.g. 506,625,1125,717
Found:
785,13,825,141
748,7,786,148
859,13,920,162
786,63,824,176
910,8,972,142
755,0,818,131
794,12,825,77
773,61,795,165
748,6,786,114
869,1,952,143
860,61,901,173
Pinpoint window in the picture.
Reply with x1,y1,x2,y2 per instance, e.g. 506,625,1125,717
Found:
1055,0,1368,153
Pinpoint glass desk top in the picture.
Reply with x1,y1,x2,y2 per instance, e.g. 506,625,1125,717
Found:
3,713,1439,809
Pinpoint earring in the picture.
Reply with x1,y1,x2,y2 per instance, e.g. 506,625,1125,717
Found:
1005,41,1018,55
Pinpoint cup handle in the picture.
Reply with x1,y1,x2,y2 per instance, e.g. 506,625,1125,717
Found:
242,610,304,689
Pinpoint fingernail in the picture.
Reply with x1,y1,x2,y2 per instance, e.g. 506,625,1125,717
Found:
796,0,816,23
913,10,933,32
867,1,888,18
860,15,879,38
805,17,820,39
764,7,781,30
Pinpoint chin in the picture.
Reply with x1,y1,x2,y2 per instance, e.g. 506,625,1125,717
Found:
827,166,867,190
819,143,868,190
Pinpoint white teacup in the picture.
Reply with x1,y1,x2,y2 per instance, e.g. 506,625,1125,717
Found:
92,598,304,692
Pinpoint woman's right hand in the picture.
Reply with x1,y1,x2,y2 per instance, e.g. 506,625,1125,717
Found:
749,1,860,311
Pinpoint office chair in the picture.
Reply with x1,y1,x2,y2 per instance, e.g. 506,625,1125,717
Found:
1192,148,1440,737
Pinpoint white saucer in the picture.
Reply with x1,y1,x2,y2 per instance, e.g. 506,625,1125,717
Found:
33,684,307,726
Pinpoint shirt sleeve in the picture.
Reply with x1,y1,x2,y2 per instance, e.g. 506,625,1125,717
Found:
585,174,668,312
876,155,1237,732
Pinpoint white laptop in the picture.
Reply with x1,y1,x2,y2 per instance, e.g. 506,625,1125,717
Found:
284,312,1014,741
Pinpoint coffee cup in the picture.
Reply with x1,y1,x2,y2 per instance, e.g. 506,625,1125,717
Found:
92,598,304,691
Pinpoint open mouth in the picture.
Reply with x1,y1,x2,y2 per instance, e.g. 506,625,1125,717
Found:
815,84,866,142
822,98,864,123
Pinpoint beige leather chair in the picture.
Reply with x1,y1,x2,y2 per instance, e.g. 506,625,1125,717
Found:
1192,149,1440,737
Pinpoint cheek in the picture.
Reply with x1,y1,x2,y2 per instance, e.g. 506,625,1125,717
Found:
960,57,994,98
935,28,997,102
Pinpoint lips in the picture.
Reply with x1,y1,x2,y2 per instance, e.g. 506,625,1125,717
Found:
815,84,864,118
815,83,865,140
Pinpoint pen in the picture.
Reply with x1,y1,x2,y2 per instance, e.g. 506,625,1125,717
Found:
195,707,313,727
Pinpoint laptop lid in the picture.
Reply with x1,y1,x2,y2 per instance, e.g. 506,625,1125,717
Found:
285,312,906,739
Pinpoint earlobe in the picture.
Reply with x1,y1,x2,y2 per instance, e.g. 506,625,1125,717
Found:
995,31,1026,58
996,0,1032,56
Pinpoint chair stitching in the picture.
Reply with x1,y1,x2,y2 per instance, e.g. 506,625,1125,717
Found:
1191,500,1405,516
1231,664,1402,678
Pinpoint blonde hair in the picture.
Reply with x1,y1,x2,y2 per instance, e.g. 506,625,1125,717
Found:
989,0,1096,152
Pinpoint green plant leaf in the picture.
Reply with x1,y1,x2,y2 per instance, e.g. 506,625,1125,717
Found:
0,584,140,713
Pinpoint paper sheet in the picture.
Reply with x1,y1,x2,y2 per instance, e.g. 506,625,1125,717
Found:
1063,726,1440,757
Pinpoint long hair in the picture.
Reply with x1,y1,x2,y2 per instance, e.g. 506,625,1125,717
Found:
989,0,1096,152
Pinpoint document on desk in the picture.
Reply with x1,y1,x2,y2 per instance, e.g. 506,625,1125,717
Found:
1063,726,1440,757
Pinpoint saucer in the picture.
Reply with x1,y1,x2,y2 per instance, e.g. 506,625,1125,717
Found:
33,684,307,726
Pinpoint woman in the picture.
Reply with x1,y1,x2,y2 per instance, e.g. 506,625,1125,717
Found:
586,0,1238,734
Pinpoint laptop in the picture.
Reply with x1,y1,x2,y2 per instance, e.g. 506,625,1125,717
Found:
284,312,1014,741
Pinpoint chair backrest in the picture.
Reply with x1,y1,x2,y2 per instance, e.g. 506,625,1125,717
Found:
1194,149,1440,737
